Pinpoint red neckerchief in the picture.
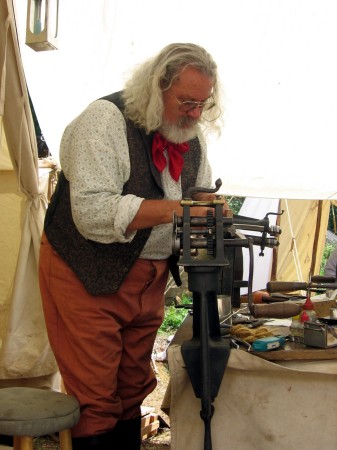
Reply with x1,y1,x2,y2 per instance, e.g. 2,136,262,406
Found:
151,132,189,182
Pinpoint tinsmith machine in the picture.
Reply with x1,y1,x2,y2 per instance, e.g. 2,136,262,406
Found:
171,179,300,450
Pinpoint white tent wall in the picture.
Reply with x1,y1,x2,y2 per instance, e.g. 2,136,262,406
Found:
239,197,279,293
239,197,331,293
0,125,22,308
0,0,57,386
276,199,330,282
1,0,337,383
12,0,337,201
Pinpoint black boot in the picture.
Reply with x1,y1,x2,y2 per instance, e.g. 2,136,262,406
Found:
72,428,115,450
113,416,142,450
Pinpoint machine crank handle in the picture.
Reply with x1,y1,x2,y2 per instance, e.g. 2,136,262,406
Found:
186,178,222,199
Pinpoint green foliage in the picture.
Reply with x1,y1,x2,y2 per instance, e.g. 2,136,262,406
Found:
320,242,337,274
159,306,188,333
159,292,192,333
328,205,337,233
320,203,337,274
226,196,245,215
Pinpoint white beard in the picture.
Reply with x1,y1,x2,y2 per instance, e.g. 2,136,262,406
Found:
159,117,199,144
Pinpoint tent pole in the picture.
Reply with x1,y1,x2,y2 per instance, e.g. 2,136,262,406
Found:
310,200,323,277
270,200,282,280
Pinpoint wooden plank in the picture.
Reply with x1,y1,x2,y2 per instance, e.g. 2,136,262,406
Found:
250,340,337,361
141,413,160,439
141,413,158,428
142,420,160,437
141,406,155,416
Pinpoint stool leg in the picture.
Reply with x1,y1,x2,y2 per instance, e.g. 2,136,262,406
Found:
13,436,20,450
59,429,73,450
17,436,34,450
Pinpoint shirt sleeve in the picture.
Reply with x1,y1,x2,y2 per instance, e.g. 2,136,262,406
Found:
60,100,143,244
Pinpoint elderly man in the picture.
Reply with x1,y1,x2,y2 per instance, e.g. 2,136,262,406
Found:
39,42,225,449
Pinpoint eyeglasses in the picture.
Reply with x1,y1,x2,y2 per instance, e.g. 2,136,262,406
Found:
174,95,215,113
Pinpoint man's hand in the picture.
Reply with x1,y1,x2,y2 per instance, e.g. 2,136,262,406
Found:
193,193,231,217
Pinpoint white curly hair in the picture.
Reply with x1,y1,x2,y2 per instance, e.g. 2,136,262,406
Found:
122,43,223,135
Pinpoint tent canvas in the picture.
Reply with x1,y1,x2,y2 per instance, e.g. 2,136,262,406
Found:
240,198,330,293
13,0,337,201
1,0,336,382
0,0,57,385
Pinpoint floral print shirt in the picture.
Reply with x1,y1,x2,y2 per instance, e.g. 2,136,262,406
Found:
60,99,212,259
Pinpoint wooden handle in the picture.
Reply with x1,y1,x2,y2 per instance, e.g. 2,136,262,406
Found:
261,294,288,303
266,281,307,293
251,303,302,318
311,275,336,283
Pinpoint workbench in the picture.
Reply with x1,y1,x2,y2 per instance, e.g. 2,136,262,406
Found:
163,314,337,450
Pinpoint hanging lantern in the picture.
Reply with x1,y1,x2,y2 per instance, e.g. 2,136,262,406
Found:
26,0,59,51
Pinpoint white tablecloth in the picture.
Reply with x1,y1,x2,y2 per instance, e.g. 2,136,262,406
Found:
164,345,337,450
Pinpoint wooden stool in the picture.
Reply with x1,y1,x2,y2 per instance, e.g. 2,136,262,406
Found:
0,387,80,450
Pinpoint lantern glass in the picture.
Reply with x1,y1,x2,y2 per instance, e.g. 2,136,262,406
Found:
49,0,58,38
28,0,46,34
26,0,59,51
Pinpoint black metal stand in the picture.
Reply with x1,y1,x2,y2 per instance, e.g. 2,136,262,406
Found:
181,267,230,450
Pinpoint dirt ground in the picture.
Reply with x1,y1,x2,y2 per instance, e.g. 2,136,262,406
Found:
141,334,172,450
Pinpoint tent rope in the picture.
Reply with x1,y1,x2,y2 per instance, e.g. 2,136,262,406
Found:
17,95,25,191
284,199,304,282
0,14,11,116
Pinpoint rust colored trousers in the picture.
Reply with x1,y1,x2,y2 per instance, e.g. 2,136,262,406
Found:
39,233,169,437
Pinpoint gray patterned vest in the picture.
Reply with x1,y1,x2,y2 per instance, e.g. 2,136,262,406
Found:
44,91,201,295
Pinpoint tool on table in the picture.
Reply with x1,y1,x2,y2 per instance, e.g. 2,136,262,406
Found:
261,293,306,303
267,276,337,295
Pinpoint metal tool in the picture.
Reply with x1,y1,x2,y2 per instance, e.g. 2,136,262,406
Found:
267,277,337,294
261,293,306,303
172,178,289,450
